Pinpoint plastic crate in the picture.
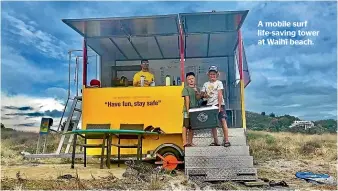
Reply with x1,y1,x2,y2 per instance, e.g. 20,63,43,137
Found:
189,106,220,130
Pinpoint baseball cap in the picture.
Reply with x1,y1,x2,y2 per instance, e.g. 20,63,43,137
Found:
208,65,218,73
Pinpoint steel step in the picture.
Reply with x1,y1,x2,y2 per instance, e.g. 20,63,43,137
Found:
185,146,250,157
74,96,82,101
185,156,253,168
193,128,245,138
74,108,82,112
192,136,247,146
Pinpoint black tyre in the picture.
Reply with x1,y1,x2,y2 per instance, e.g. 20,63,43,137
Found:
155,146,184,170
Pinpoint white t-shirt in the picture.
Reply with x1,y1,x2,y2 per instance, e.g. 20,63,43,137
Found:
201,80,225,106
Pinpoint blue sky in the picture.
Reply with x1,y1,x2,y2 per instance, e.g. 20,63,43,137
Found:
1,1,337,130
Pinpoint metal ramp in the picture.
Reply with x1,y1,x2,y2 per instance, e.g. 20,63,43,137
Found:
185,128,257,182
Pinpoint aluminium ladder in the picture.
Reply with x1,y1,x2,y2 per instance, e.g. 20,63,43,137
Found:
56,96,82,154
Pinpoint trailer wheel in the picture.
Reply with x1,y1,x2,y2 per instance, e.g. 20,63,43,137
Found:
155,147,184,170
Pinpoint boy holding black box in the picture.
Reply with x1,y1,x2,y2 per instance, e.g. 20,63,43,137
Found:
182,72,201,147
201,66,231,147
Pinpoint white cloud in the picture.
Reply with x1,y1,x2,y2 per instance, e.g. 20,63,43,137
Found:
246,44,337,89
285,47,337,69
45,87,68,100
2,11,71,60
281,104,301,108
249,57,278,70
1,92,64,132
1,45,69,95
2,46,56,82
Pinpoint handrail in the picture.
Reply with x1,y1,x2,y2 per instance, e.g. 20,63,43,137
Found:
57,49,98,132
57,98,69,132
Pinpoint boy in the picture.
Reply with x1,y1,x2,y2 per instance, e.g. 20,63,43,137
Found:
201,66,231,147
182,72,200,147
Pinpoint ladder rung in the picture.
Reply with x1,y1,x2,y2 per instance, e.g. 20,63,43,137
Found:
78,144,104,147
74,96,82,101
74,108,82,112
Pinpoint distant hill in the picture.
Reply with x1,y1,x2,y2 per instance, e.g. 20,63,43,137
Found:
314,119,337,133
246,111,337,134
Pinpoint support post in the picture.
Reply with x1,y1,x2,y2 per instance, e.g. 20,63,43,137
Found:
83,39,88,87
42,135,48,153
76,57,79,97
178,18,185,85
96,55,98,79
237,15,246,129
36,135,41,154
68,51,71,99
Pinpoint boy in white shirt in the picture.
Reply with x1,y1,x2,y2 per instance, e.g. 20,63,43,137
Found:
201,65,231,147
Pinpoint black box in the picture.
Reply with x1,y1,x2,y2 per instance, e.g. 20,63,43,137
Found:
189,106,220,130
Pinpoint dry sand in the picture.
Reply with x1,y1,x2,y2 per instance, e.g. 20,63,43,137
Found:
2,159,337,190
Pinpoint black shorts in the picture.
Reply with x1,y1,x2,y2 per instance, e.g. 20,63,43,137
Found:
216,104,227,120
183,118,191,129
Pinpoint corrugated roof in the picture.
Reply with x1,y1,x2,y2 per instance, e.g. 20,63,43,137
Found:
63,10,249,61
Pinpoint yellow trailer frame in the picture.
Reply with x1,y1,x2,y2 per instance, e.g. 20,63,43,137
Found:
82,86,185,156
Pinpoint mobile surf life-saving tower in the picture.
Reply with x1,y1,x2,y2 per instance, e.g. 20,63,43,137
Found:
29,11,253,180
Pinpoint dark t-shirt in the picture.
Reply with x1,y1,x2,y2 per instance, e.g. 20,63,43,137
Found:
182,86,199,113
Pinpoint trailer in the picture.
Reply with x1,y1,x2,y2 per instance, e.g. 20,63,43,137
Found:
27,10,254,181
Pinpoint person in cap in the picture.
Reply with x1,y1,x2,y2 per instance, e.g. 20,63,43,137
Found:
201,65,231,147
133,59,155,87
182,72,201,147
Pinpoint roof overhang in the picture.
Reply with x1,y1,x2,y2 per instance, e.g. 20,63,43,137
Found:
63,10,249,61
